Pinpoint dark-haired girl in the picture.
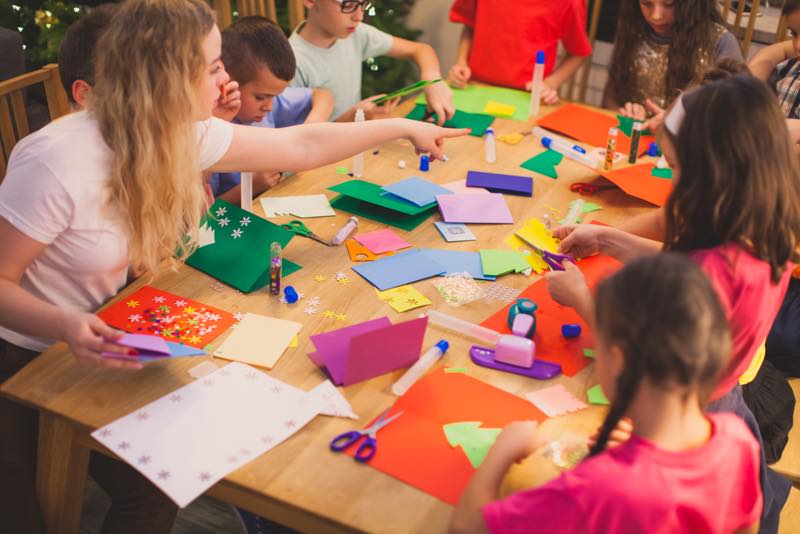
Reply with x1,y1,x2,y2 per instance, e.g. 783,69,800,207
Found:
604,0,742,120
450,255,761,534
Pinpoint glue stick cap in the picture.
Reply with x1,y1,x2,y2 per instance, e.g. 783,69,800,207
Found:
536,50,545,64
541,137,553,150
435,339,450,353
486,127,495,135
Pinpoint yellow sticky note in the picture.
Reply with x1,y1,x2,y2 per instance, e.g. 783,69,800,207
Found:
483,100,516,118
288,335,299,348
214,313,302,369
375,285,432,313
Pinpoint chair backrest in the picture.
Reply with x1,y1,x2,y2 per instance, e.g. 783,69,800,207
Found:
564,0,604,103
0,64,69,181
212,0,305,29
720,0,761,58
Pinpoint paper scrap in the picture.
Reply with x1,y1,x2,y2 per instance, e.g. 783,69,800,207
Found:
288,335,299,348
344,238,395,262
376,285,431,313
336,166,348,174
483,100,516,118
587,384,610,405
497,132,526,145
466,170,533,197
420,248,495,281
651,168,673,179
444,367,468,374
443,421,502,469
520,150,564,179
259,194,335,218
581,202,603,214
308,380,358,419
583,348,595,358
381,177,453,207
480,249,531,277
354,228,412,255
434,222,476,242
214,313,302,369
524,384,588,418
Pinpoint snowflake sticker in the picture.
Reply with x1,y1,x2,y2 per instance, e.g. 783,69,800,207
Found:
99,429,112,438
182,306,196,314
205,313,221,322
126,300,139,308
128,314,142,323
239,216,251,227
153,296,166,303
138,455,151,465
336,277,351,285
231,228,243,239
169,394,182,403
175,300,187,307
157,470,171,480
234,312,245,322
303,306,318,315
335,271,347,280
215,206,227,217
218,217,230,227
117,441,130,451
199,472,211,482
135,412,150,421
336,313,347,322
314,275,327,282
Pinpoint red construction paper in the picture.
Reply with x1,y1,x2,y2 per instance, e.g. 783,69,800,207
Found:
353,370,545,504
597,163,673,207
480,255,621,376
98,285,236,348
536,104,655,156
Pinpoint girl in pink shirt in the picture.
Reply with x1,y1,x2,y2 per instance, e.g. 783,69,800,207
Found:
450,254,762,534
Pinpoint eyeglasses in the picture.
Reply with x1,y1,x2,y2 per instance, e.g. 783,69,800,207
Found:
339,1,374,14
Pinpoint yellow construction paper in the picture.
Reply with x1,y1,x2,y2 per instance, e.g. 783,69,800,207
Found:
483,100,516,118
514,218,560,253
214,313,302,369
376,285,432,313
504,234,550,274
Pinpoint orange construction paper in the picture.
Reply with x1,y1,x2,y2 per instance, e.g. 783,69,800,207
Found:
345,238,396,262
481,254,621,376
596,163,672,207
349,370,545,504
536,104,655,157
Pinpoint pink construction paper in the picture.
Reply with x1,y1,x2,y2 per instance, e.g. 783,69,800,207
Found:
436,193,514,224
442,179,490,195
102,333,170,360
308,316,427,386
354,228,412,255
524,384,588,418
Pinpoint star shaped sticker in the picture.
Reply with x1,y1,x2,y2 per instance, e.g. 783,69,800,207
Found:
336,313,347,321
314,275,327,282
323,310,336,318
126,300,139,308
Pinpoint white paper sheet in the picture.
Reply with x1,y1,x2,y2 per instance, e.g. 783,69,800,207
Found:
260,195,335,218
92,362,321,507
308,380,358,420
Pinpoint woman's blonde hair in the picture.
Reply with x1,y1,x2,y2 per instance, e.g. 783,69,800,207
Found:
91,0,215,274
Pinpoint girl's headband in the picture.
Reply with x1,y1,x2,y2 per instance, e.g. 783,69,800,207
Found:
664,94,686,136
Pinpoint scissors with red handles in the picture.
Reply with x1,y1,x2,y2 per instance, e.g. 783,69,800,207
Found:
570,182,616,196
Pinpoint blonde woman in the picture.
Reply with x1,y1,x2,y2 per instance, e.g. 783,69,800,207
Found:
0,0,466,531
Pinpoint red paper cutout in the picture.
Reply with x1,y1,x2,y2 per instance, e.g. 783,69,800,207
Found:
597,163,673,207
352,370,545,504
481,255,622,376
98,286,236,348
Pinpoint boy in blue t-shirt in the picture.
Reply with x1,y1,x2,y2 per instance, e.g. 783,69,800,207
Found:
211,16,334,204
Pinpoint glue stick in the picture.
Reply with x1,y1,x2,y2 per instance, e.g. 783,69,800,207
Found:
353,109,365,178
628,122,642,164
269,242,282,296
604,127,618,171
529,51,545,118
331,216,358,246
484,128,497,163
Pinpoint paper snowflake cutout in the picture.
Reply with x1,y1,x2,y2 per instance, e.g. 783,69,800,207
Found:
233,312,245,322
308,296,321,306
215,206,227,217
175,300,187,307
231,228,243,239
153,296,166,303
279,296,287,304
126,300,139,308
303,306,318,315
128,314,141,323
218,217,230,227
335,271,348,279
314,275,327,282
239,216,251,227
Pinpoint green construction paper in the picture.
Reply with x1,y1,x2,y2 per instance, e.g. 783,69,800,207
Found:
520,150,564,179
480,249,531,277
336,166,348,174
329,179,433,215
443,421,502,469
583,348,595,358
651,168,673,179
581,202,603,214
373,78,442,104
587,384,610,405
615,114,652,137
186,199,302,293
417,84,532,122
406,104,494,137
330,195,435,232
444,367,469,374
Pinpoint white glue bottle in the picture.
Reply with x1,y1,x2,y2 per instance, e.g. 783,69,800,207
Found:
353,108,365,177
484,127,497,163
529,50,545,118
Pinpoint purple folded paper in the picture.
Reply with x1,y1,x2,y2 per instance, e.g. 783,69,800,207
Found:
308,316,427,386
466,171,533,197
102,334,206,362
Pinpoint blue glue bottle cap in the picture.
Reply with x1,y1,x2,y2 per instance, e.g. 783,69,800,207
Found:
647,141,660,157
435,339,449,353
541,137,553,150
561,324,581,338
420,154,430,171
284,286,298,303
536,50,545,64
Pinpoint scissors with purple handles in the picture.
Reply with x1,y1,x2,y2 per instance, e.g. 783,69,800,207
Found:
528,243,575,272
329,409,403,463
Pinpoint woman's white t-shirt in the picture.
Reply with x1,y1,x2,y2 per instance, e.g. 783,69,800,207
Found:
0,111,233,351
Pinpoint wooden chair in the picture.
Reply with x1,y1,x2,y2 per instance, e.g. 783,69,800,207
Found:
564,0,604,104
720,0,762,58
0,64,69,181
212,0,305,30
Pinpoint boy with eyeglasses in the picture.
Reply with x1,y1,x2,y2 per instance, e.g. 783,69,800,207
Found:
290,0,454,123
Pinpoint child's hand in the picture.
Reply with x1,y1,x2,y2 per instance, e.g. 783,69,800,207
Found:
588,417,633,449
553,224,606,258
641,98,666,133
524,80,560,105
619,102,646,121
447,63,472,89
253,171,282,194
213,80,241,122
59,312,143,370
545,261,591,310
491,421,542,464
423,81,455,126
357,94,400,120
403,121,470,161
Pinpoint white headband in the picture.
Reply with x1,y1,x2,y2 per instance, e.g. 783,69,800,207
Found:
664,94,686,136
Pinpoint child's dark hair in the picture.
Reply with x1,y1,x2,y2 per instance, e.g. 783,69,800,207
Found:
783,0,800,15
590,253,731,456
58,2,119,103
221,16,295,85
663,74,800,283
610,0,725,105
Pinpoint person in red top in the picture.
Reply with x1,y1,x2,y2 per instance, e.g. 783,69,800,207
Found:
450,254,762,534
446,0,592,103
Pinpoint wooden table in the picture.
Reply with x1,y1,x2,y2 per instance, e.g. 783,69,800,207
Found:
1,101,655,534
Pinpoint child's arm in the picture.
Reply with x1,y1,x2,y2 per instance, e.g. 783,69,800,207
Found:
387,37,455,126
304,89,334,123
212,80,241,122
450,422,541,534
447,26,473,89
554,224,662,263
334,95,400,122
748,40,795,81
210,119,468,174
617,208,666,241
528,54,585,105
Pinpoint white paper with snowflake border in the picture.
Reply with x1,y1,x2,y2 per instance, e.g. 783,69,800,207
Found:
91,362,320,507
214,313,302,369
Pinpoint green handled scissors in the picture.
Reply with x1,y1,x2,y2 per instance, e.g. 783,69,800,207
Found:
281,220,332,246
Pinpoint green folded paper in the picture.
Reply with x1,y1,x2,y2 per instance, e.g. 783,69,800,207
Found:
480,249,530,277
329,179,433,215
406,104,494,137
330,195,435,232
186,199,302,293
416,84,532,122
616,114,653,137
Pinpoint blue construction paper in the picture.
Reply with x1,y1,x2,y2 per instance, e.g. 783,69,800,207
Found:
465,171,533,197
418,249,496,281
165,342,207,357
352,249,446,290
382,177,454,207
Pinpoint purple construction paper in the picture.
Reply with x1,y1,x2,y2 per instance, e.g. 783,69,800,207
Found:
102,333,171,360
466,171,533,197
436,193,514,224
344,316,427,385
309,317,392,384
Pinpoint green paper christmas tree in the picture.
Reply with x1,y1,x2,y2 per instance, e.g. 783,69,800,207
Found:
443,421,502,469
